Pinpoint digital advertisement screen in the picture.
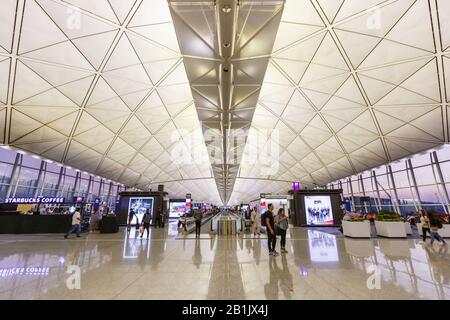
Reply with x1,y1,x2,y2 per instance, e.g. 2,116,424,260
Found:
169,201,186,218
304,195,334,226
128,197,154,225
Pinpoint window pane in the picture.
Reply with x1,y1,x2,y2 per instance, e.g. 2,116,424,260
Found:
91,181,100,197
0,184,9,202
413,166,436,186
46,162,62,173
392,170,410,188
62,174,76,191
15,186,37,197
80,172,90,180
363,177,373,192
396,187,416,202
351,178,360,195
0,163,13,184
42,171,60,190
440,161,450,182
436,145,450,162
17,167,39,186
21,156,42,169
41,189,57,197
375,174,391,190
0,148,17,163
374,165,387,176
418,185,440,203
410,152,431,167
390,160,406,172
65,167,77,177
78,178,90,194
361,170,371,180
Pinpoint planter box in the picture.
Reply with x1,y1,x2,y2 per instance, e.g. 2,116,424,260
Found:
375,221,407,238
404,222,412,235
342,220,371,238
417,223,450,238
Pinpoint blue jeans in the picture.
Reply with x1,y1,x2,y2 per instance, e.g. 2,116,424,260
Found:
65,224,80,237
430,231,445,244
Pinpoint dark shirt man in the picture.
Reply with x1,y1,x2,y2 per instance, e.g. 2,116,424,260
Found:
265,204,278,256
194,209,202,238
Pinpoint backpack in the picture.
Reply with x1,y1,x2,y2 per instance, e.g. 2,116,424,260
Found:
261,212,267,227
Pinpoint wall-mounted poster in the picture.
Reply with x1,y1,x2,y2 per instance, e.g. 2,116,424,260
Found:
304,195,334,226
128,197,154,225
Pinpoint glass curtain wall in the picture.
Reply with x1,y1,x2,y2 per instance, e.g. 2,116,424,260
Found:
0,147,125,205
328,144,450,216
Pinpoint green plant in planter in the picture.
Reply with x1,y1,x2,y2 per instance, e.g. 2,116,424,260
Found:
350,217,365,222
376,210,403,222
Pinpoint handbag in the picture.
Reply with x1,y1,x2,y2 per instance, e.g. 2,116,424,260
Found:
139,225,144,234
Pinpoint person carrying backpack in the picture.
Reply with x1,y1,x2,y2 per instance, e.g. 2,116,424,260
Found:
141,209,152,239
427,211,446,246
263,204,278,256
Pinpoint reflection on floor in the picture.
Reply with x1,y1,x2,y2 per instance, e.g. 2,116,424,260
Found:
1,226,450,300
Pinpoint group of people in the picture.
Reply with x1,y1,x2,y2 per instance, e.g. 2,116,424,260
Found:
127,208,167,239
419,209,447,245
247,204,289,256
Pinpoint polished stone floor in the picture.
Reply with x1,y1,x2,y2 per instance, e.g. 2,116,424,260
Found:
1,223,450,300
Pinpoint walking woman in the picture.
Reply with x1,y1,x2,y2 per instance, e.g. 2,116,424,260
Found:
420,209,430,243
427,211,447,246
276,208,289,254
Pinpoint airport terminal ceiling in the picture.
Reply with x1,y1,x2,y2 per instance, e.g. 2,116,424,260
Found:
0,0,449,204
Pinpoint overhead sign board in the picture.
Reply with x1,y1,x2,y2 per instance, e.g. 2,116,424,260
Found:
4,197,65,204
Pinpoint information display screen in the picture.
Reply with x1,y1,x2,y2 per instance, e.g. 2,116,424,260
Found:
128,197,154,225
169,201,186,218
304,195,334,226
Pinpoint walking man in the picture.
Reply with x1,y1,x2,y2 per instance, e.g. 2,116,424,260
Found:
194,209,202,238
64,209,81,239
